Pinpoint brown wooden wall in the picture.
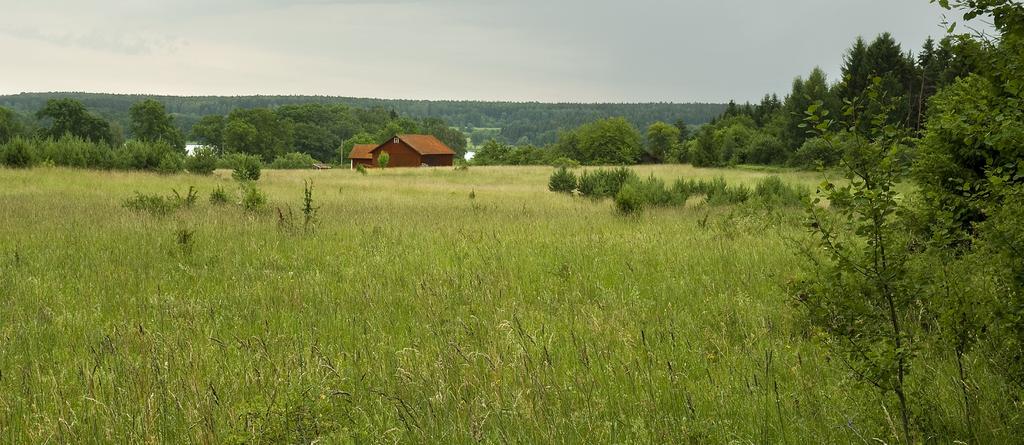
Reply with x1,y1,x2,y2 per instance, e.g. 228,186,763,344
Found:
351,158,374,168
421,154,454,166
372,140,423,167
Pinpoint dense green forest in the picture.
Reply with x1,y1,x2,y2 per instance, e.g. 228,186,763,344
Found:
0,98,470,169
0,93,726,146
471,30,990,167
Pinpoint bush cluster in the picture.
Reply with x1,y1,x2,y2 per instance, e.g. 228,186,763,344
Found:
0,136,228,175
186,146,219,175
550,167,808,214
576,167,638,198
230,154,263,182
269,152,318,169
548,167,577,193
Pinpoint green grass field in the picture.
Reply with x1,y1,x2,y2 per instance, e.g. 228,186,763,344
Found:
0,165,1005,443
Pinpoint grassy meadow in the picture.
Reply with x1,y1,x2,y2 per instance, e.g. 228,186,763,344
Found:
0,165,1005,443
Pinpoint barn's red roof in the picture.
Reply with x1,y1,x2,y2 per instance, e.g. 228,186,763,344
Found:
395,135,455,155
349,144,376,160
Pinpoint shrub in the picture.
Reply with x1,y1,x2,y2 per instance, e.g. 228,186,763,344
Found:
241,184,266,212
186,146,219,175
232,154,262,181
614,182,644,215
157,152,186,174
1,137,37,168
218,152,250,170
753,176,808,207
113,140,177,171
172,186,199,208
548,167,577,193
269,152,317,169
38,136,112,169
209,186,230,205
634,175,673,207
454,159,469,171
671,176,750,206
122,192,179,216
792,136,845,168
355,164,367,175
377,151,390,169
576,167,638,199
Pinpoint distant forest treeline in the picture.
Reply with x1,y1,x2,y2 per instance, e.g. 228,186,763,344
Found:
0,93,727,146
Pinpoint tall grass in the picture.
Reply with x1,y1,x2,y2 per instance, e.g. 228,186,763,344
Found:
0,165,1015,443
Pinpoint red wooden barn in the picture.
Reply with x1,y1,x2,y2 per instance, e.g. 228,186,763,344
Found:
349,135,456,169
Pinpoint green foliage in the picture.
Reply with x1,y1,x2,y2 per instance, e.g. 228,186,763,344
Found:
645,121,680,163
355,164,367,175
0,137,37,168
547,167,577,194
122,186,200,216
0,136,182,172
752,176,809,207
220,108,298,162
576,167,639,199
913,74,1023,238
792,136,844,168
739,132,786,165
556,117,642,165
241,184,267,212
269,152,318,169
231,154,263,182
632,175,675,207
122,192,180,216
190,115,225,151
35,98,119,146
471,139,554,166
377,151,390,169
173,186,199,208
614,182,644,215
186,146,219,175
0,92,727,148
687,128,719,167
671,177,752,206
129,99,185,150
0,107,27,144
302,179,319,231
157,152,186,175
799,79,917,441
209,186,230,205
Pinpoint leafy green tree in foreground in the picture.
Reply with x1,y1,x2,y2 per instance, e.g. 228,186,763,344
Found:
798,79,916,442
918,0,1024,388
129,99,185,150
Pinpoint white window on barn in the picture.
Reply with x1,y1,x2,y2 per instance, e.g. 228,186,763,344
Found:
394,137,399,144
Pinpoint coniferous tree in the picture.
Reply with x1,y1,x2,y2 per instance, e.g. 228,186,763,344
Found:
836,36,871,103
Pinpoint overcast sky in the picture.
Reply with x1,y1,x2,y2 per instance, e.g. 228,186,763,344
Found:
0,0,959,103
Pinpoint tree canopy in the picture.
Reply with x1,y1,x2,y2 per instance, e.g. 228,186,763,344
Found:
35,99,119,145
